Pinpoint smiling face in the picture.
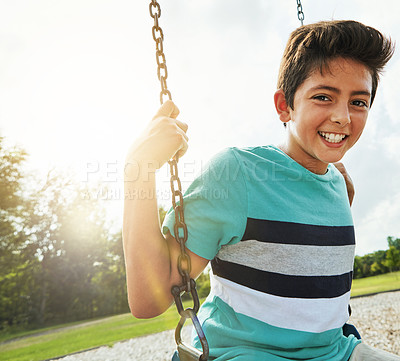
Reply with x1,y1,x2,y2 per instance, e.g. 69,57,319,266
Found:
275,57,372,174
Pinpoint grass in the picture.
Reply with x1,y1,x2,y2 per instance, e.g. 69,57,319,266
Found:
0,304,183,361
0,318,104,344
351,270,400,297
1,271,400,361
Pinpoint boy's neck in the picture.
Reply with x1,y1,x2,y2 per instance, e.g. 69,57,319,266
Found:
277,143,329,175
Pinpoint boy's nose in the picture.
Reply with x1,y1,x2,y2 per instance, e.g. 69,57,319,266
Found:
330,104,351,126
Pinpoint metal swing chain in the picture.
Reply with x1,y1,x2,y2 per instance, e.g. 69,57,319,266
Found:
149,0,192,292
296,0,305,26
149,0,172,105
149,2,209,360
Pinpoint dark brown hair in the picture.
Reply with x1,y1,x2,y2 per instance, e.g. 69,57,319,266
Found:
277,20,394,109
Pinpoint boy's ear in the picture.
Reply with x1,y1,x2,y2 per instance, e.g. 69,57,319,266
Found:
274,89,291,124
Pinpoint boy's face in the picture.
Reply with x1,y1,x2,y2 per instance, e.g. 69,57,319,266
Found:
277,57,372,174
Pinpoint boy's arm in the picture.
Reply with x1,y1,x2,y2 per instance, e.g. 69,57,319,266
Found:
123,101,209,319
334,162,355,206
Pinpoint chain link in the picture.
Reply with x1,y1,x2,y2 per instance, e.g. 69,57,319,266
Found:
149,0,172,104
168,160,192,289
149,2,209,359
296,0,305,26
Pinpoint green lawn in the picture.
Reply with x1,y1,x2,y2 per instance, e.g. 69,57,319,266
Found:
351,270,400,297
0,306,182,361
1,271,400,361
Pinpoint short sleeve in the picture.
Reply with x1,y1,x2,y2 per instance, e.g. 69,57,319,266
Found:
162,148,248,260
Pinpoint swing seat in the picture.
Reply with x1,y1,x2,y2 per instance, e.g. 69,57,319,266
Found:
171,323,361,361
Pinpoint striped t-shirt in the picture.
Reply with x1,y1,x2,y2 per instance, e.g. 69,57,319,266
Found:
163,146,361,361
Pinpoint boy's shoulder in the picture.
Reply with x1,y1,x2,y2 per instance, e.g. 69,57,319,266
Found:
215,145,283,162
209,145,295,174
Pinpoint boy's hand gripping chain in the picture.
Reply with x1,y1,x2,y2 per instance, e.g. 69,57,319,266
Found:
149,2,209,360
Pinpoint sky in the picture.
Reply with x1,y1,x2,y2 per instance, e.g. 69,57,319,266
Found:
0,0,399,256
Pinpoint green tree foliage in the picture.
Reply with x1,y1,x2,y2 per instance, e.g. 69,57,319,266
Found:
384,246,400,273
353,236,400,279
387,236,400,251
353,256,363,279
0,136,129,330
196,270,211,299
0,137,30,328
22,173,128,324
181,269,211,302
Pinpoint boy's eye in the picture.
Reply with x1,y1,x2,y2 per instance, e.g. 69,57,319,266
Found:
313,95,330,101
351,100,369,108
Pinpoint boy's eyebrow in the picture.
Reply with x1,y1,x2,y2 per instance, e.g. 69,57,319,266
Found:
310,85,371,97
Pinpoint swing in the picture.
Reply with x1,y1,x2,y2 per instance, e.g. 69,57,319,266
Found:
147,2,361,360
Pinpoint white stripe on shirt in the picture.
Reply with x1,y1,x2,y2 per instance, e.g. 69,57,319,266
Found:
210,272,350,333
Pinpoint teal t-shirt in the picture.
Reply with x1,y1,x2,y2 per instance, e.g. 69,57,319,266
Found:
163,145,361,361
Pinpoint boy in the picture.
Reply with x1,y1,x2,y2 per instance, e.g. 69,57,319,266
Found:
123,20,397,360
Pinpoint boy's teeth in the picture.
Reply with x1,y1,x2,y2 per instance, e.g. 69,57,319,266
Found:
319,131,346,143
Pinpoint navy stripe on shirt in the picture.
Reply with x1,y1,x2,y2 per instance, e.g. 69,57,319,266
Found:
211,257,353,299
242,218,355,246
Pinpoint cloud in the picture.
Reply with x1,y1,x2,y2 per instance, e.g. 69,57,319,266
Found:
381,57,400,127
355,191,400,255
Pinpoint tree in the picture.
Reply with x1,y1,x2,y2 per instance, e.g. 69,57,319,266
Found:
0,136,131,329
0,137,30,329
91,231,129,316
387,236,400,251
369,250,389,276
384,246,400,273
22,171,125,324
384,236,400,273
353,256,363,279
